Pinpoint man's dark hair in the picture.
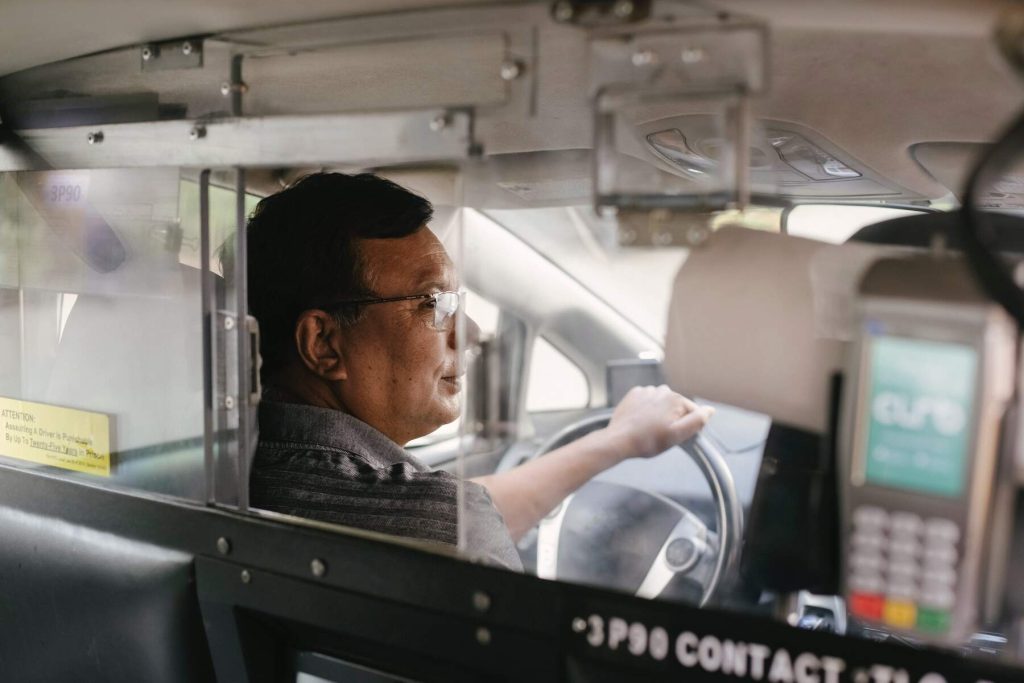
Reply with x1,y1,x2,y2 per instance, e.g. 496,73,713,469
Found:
246,172,433,381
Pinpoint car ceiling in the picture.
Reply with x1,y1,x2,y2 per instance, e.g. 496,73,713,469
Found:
0,0,1021,204
0,0,500,78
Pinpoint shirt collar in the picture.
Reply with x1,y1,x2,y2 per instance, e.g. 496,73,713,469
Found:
257,400,424,471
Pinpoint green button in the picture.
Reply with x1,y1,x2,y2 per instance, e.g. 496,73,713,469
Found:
916,607,951,633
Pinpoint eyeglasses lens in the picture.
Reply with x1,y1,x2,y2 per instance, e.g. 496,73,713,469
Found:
432,291,462,331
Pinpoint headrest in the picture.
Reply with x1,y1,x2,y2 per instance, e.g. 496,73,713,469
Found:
664,227,848,433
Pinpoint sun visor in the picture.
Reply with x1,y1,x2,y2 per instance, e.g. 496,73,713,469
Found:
665,226,900,433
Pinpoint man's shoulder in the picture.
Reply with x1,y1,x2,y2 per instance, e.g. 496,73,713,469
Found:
256,399,428,472
250,439,461,545
253,439,452,488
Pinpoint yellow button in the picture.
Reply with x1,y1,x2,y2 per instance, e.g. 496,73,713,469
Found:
883,600,917,629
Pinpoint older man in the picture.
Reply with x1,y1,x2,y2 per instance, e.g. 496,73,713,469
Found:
247,172,712,570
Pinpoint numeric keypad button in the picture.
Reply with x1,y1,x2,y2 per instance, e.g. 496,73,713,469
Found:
924,518,960,544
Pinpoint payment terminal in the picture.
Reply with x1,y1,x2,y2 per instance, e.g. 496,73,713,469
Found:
839,256,1017,646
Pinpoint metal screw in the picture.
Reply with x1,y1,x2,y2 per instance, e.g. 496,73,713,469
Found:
613,0,635,19
221,81,249,97
86,131,104,145
631,49,658,67
500,60,523,81
429,113,450,132
224,396,236,410
223,316,235,330
572,617,587,632
475,627,491,645
141,46,154,61
189,125,207,141
216,537,231,555
685,224,711,246
311,558,327,578
552,1,574,22
681,47,706,65
653,230,674,247
472,591,491,613
240,569,251,584
182,41,194,56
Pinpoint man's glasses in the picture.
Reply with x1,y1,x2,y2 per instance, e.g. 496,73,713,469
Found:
330,290,465,332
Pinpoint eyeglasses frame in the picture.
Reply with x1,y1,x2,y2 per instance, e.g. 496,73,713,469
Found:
324,290,465,331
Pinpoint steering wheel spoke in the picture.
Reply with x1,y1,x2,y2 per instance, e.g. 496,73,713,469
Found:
636,511,713,599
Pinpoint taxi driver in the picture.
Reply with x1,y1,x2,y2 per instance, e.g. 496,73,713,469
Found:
246,172,713,569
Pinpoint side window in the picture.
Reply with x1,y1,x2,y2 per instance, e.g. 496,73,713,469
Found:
786,205,921,243
466,290,499,339
526,337,589,412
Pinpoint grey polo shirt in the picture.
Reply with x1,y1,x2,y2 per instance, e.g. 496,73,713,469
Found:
251,400,522,571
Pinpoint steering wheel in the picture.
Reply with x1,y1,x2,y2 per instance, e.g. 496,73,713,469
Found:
530,410,743,606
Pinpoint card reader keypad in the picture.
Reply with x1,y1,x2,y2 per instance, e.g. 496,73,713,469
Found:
847,505,959,633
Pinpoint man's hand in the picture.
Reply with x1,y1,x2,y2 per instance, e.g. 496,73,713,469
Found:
604,385,715,461
471,384,713,541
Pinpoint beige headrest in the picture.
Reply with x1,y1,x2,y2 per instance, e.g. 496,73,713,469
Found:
665,226,847,433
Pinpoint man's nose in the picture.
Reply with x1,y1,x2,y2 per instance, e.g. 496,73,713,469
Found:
449,314,481,350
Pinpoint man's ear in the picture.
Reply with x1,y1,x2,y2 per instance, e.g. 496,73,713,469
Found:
293,310,348,380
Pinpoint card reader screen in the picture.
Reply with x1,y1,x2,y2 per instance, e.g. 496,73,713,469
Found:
862,335,976,497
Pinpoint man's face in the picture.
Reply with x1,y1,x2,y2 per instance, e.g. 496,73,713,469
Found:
334,227,474,445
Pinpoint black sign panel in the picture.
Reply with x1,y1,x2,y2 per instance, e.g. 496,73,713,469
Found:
562,589,1018,683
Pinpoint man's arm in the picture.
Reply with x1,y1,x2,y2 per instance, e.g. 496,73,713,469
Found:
471,385,714,542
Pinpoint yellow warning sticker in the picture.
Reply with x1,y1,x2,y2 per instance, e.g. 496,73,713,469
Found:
0,397,111,477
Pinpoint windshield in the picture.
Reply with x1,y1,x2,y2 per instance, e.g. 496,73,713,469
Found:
487,207,686,343
488,204,923,343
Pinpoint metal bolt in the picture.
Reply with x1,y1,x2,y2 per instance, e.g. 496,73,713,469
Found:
631,49,658,67
472,591,491,613
685,224,711,246
223,316,235,330
224,396,236,410
500,60,523,81
240,569,251,584
216,537,231,555
572,617,587,632
141,46,154,61
681,46,707,65
552,1,574,22
86,131,104,145
429,114,450,132
189,125,207,141
182,41,194,56
613,0,635,19
311,558,327,578
475,627,491,645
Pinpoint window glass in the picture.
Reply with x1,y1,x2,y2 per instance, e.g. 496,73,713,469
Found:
786,204,921,243
526,337,589,412
488,207,688,341
466,290,499,339
178,176,261,271
0,169,247,503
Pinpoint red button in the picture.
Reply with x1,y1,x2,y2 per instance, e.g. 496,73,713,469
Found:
849,592,885,620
